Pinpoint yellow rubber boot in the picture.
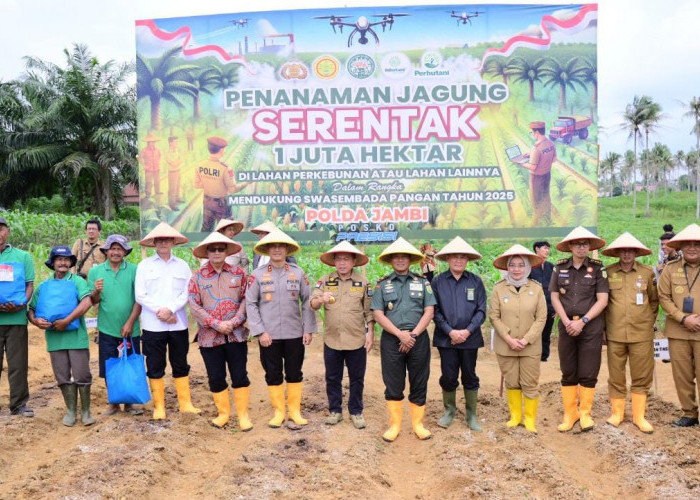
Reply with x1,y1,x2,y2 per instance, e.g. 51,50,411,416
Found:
409,402,432,440
286,382,308,425
149,378,166,420
382,400,403,442
174,376,202,414
523,397,539,433
267,384,286,428
233,387,253,431
506,389,523,428
557,385,580,432
211,389,230,428
578,385,596,431
631,393,654,434
606,398,625,428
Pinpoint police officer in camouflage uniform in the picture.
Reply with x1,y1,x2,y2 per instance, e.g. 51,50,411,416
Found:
371,237,436,442
550,227,609,432
246,229,316,428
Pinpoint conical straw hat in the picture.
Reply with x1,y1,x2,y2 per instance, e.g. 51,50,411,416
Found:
435,236,482,262
601,232,651,257
320,241,369,267
556,226,606,252
493,244,544,270
215,218,244,236
192,232,242,259
140,222,189,247
143,132,160,142
254,228,300,256
378,237,424,265
251,220,278,236
667,223,700,250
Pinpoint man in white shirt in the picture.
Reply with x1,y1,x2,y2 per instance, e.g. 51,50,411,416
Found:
135,222,200,419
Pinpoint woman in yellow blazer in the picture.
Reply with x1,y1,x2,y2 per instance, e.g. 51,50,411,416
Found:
488,244,547,432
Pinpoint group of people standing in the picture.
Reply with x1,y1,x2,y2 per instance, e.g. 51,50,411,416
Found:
2,215,700,442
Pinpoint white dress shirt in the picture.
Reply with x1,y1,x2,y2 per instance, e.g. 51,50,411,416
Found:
135,253,192,331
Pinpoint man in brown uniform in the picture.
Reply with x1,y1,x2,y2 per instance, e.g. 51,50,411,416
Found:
310,241,374,429
71,218,106,279
602,233,658,433
165,135,184,209
139,132,162,199
522,121,556,226
194,136,248,232
658,223,700,427
550,226,609,432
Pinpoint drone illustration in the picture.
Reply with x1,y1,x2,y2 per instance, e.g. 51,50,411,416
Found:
229,18,251,28
313,13,409,47
448,10,485,26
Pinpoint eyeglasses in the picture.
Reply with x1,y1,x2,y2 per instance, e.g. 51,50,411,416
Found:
208,246,227,253
154,238,174,244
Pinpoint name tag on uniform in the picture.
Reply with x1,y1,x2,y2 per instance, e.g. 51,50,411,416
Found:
0,264,14,282
467,288,475,301
409,283,423,291
286,280,300,291
636,293,644,305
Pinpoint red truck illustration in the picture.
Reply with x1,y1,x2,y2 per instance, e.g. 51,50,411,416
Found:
548,115,592,144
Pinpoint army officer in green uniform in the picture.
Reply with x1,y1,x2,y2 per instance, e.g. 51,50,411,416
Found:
371,237,436,442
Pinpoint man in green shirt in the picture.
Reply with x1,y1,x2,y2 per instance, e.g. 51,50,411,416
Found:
0,216,35,417
88,234,142,416
28,246,93,427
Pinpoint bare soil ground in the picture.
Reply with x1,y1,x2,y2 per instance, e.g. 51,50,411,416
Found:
1,325,700,500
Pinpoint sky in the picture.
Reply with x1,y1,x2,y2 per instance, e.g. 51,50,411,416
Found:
2,0,699,158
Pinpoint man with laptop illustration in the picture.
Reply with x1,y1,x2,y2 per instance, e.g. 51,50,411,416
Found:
507,121,556,226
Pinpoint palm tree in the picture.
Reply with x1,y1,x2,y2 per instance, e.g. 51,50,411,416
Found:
484,59,511,84
675,150,686,190
507,57,545,101
683,96,700,217
581,58,597,119
0,44,136,218
639,97,663,214
190,68,219,120
651,143,672,194
541,57,587,112
136,46,198,130
621,95,653,216
209,64,239,127
601,152,621,197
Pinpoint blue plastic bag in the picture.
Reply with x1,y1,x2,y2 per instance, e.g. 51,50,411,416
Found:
0,262,26,305
105,345,151,405
35,279,80,331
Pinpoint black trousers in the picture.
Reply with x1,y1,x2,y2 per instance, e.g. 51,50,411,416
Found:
259,337,304,386
558,321,603,388
380,331,430,405
541,312,555,361
0,325,29,412
142,329,191,379
438,347,480,391
98,332,141,379
324,344,367,415
200,341,250,393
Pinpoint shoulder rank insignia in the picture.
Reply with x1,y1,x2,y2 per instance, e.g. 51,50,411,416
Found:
589,258,603,266
556,258,569,266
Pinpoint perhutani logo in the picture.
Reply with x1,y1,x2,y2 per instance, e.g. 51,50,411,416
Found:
381,52,410,80
312,55,340,80
280,61,309,81
417,51,449,77
346,54,376,79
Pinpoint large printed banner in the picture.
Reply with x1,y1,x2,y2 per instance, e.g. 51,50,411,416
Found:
135,3,598,243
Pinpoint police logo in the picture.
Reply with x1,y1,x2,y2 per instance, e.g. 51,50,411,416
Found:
280,61,309,81
347,54,376,79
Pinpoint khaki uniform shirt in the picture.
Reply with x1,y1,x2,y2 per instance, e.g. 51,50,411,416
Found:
311,271,373,351
246,262,317,340
194,157,237,198
489,279,547,357
71,239,106,277
530,137,556,176
659,258,700,340
605,261,658,343
165,148,183,172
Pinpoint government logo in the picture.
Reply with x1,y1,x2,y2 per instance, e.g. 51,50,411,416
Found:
313,55,341,80
346,54,376,79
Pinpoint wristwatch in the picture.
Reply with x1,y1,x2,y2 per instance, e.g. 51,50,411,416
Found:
582,316,590,324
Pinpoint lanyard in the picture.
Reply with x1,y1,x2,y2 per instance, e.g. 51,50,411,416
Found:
684,264,700,293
